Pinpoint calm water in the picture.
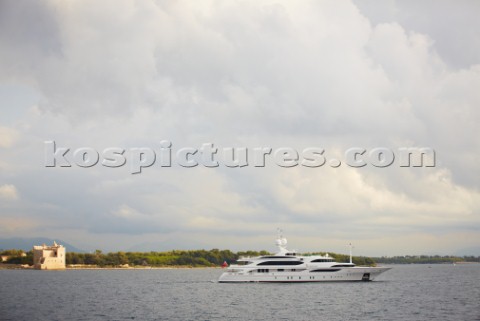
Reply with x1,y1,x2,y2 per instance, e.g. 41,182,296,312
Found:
1,264,479,321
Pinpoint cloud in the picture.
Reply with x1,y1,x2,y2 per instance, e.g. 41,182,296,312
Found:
0,184,19,200
0,126,18,148
0,0,478,254
356,0,480,69
0,217,39,234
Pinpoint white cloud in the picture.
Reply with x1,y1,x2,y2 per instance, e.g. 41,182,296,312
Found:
0,126,18,148
0,184,19,200
0,217,38,233
0,0,478,254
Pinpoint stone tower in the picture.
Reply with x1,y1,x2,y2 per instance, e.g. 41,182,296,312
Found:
33,241,66,270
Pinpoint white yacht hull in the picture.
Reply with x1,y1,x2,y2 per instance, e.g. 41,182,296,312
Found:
219,267,391,283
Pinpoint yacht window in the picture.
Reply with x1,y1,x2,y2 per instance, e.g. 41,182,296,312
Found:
257,261,303,266
261,256,290,259
311,259,334,263
311,269,341,272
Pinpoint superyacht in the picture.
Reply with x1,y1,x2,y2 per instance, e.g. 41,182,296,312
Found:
218,233,390,283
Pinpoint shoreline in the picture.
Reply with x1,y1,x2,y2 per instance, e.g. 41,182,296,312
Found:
66,266,222,270
0,264,223,270
2,262,479,270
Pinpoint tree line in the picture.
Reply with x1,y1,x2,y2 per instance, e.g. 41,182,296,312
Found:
66,249,245,267
371,255,480,264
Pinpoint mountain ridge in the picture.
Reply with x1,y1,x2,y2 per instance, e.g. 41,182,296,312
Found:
0,237,84,253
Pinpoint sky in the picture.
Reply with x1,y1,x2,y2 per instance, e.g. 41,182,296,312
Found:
0,0,479,256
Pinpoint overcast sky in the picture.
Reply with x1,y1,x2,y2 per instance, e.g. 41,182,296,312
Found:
0,0,479,256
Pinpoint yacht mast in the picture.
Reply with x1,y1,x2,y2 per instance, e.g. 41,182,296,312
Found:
349,243,353,264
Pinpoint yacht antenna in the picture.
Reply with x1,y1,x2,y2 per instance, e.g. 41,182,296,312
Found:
277,228,283,239
349,243,353,264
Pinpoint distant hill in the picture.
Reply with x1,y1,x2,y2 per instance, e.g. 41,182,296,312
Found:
0,237,84,253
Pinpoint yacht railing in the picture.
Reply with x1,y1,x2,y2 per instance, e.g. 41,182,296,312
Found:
238,256,254,260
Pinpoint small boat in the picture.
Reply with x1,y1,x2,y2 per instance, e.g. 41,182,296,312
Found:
219,232,391,283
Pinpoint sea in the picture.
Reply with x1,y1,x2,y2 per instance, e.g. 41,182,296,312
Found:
0,264,479,321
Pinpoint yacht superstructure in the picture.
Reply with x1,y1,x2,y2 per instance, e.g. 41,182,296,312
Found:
218,234,390,283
